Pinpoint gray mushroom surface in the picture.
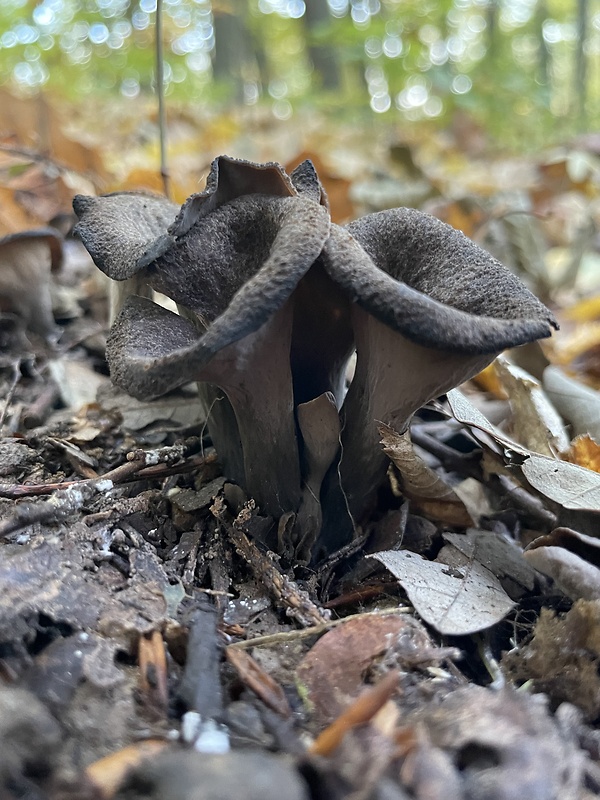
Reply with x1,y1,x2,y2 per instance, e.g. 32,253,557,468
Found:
74,155,557,558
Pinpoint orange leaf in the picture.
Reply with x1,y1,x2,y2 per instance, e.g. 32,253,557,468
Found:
564,434,600,473
86,740,167,799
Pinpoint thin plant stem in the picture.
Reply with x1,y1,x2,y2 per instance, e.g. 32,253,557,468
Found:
155,0,170,199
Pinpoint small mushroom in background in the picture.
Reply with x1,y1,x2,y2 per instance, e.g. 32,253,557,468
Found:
73,156,557,562
0,228,63,340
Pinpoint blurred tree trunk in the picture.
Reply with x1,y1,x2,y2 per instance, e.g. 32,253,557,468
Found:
575,0,588,125
486,0,498,59
304,0,340,91
212,0,248,102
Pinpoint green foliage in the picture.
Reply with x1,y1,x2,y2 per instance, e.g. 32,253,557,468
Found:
0,0,596,147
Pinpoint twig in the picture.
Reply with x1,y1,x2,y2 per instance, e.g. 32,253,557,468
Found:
0,443,210,537
309,670,399,756
0,452,214,499
410,424,481,479
212,497,330,628
178,605,223,718
226,607,411,651
493,474,557,530
155,0,170,199
0,359,22,432
0,144,73,176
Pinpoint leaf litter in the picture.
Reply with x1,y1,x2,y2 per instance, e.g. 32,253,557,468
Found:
1,93,600,799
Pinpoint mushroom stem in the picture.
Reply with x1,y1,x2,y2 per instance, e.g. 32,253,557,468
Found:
338,306,492,523
202,303,302,518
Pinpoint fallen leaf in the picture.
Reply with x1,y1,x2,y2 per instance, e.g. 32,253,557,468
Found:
296,613,431,720
446,388,529,457
0,186,39,234
564,434,600,472
524,526,600,601
379,423,475,526
543,366,600,441
86,740,167,799
564,294,600,323
47,358,109,410
444,529,538,598
524,546,600,601
371,548,515,635
98,384,203,434
494,357,569,456
286,150,354,223
549,321,600,385
471,360,507,398
521,454,600,511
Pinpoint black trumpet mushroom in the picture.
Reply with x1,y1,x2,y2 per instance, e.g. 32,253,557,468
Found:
73,156,557,561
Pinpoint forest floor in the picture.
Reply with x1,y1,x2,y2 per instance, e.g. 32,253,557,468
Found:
1,93,600,799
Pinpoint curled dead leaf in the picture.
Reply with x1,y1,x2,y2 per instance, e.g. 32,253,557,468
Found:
494,357,569,456
379,423,475,526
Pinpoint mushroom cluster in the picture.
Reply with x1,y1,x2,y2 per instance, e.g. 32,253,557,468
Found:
73,156,556,560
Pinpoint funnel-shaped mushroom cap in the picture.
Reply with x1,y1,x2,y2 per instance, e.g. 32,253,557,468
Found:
317,210,557,533
335,208,557,354
73,192,179,280
74,157,331,520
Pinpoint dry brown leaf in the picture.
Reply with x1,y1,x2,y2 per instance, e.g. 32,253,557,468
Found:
446,388,529,458
380,423,475,526
525,546,600,601
0,187,40,234
524,527,600,601
112,168,193,205
444,529,537,598
548,321,600,386
471,360,507,398
494,357,569,456
296,613,429,720
286,150,354,223
564,294,600,323
521,454,600,511
543,366,600,441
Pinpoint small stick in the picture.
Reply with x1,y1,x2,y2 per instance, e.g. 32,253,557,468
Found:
0,445,211,537
212,497,330,628
139,630,169,715
178,605,223,718
0,452,214,499
226,607,411,651
155,0,170,199
0,359,21,432
309,670,399,756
